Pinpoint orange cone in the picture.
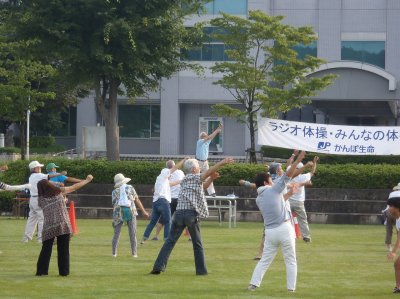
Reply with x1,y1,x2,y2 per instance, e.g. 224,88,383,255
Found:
292,212,301,239
69,201,79,235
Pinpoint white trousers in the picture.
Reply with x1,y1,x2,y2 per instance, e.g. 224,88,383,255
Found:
198,160,215,195
23,196,43,242
250,221,297,291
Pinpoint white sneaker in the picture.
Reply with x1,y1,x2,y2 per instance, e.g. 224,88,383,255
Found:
112,254,117,257
247,285,257,291
21,238,29,243
132,254,138,258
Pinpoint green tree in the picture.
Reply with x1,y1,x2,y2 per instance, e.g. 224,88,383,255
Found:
210,11,336,163
13,0,206,160
0,5,56,158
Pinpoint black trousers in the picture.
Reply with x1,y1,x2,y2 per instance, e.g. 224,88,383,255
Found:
36,234,70,276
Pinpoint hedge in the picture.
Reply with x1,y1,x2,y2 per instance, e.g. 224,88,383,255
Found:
1,158,399,188
1,158,400,212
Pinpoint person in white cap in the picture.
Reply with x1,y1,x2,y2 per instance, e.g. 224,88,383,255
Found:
22,161,66,243
111,173,149,258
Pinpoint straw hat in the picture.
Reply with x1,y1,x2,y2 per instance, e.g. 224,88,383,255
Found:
114,173,131,188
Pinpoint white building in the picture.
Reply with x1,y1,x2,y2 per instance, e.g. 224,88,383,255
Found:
56,0,400,156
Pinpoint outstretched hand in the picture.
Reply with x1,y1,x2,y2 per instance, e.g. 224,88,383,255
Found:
221,157,234,165
86,175,94,182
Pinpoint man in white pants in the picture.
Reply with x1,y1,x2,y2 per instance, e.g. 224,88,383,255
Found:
22,161,66,243
247,151,305,293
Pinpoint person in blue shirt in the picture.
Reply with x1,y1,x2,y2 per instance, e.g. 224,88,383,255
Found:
195,123,223,196
46,163,83,187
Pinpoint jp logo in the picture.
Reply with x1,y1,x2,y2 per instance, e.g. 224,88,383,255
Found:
317,141,331,151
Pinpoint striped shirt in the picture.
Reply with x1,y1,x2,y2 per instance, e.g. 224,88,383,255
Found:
177,173,209,218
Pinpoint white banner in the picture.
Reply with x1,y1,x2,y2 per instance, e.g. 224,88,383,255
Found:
258,117,400,155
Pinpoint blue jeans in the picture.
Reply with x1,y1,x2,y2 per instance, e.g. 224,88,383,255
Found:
152,210,207,275
143,198,171,240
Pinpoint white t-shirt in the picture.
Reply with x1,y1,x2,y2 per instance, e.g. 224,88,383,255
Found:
170,169,185,199
153,168,171,203
29,173,48,196
289,173,312,202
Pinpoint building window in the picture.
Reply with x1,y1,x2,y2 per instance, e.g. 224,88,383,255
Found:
341,41,385,68
293,41,317,60
182,27,234,61
118,105,160,138
60,106,77,136
204,0,247,15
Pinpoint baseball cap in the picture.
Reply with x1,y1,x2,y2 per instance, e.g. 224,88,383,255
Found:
46,162,59,172
28,161,44,170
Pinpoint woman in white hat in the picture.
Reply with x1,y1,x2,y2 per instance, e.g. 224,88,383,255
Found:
112,173,149,258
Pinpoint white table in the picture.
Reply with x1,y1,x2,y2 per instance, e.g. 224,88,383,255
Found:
206,195,237,228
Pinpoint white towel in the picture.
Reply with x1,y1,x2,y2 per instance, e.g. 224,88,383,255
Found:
118,184,131,207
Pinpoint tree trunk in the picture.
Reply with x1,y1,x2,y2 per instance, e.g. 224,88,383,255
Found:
94,78,120,161
248,113,257,164
105,79,120,161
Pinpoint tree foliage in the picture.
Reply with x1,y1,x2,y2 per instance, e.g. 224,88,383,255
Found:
0,4,57,157
12,0,207,160
210,11,336,163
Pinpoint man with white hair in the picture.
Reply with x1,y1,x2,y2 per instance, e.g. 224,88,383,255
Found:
195,123,223,196
288,156,319,243
150,157,234,275
22,161,67,243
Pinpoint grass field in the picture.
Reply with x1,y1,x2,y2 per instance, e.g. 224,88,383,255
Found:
0,218,395,299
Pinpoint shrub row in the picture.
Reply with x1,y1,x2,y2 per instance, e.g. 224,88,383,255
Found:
1,158,399,188
261,146,400,165
1,158,399,211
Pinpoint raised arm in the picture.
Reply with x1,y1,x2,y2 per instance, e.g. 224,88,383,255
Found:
286,151,306,179
285,149,298,169
65,177,83,183
204,124,223,141
201,157,234,182
204,172,220,190
61,175,93,195
310,156,319,177
283,183,300,201
48,171,68,179
170,158,187,174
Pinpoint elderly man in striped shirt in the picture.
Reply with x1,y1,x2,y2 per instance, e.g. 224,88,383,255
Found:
150,157,234,275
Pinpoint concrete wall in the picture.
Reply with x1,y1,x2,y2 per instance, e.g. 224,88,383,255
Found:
68,184,389,225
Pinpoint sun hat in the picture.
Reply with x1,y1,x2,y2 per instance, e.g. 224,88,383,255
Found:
393,183,400,191
46,162,59,172
114,173,131,188
28,161,44,170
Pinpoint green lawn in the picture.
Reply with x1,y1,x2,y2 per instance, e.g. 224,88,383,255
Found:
0,218,394,299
